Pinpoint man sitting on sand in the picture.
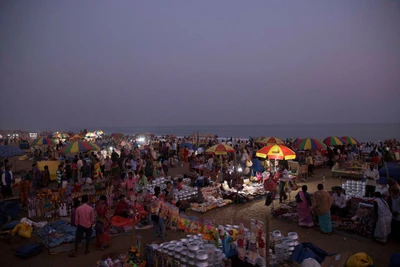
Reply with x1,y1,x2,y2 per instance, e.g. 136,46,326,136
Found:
331,187,348,217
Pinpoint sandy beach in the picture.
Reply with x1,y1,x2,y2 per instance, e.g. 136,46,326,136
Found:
0,151,398,267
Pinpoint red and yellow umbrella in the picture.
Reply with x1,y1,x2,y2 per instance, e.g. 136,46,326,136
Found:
323,136,346,146
256,145,296,160
255,136,266,143
259,137,284,146
60,141,100,153
341,136,359,146
205,144,235,155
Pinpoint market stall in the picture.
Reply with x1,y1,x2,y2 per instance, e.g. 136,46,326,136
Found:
332,162,368,178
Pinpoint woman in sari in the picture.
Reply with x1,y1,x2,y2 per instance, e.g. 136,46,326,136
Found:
296,185,314,227
374,192,392,244
95,195,111,250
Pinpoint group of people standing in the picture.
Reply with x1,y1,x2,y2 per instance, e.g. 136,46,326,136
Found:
69,194,111,257
295,180,400,245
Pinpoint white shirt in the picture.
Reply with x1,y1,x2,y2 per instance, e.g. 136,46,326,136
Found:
363,168,380,186
279,169,289,182
1,171,13,185
332,192,346,208
77,159,83,169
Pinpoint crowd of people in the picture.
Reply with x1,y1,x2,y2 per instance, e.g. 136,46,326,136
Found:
294,179,400,245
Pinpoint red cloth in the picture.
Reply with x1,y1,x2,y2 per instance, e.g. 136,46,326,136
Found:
112,216,133,227
114,201,129,216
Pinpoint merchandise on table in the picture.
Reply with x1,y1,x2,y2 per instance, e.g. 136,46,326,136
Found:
340,180,366,198
190,185,232,213
332,162,368,178
97,246,146,267
149,235,230,267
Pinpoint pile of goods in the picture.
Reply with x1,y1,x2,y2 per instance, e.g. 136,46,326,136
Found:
148,234,230,267
176,187,198,202
269,230,299,265
340,180,366,198
96,246,146,267
190,185,232,213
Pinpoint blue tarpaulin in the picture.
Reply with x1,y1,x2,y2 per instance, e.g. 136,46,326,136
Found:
251,159,265,173
379,161,400,184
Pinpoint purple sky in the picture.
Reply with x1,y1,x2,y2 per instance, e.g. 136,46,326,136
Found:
1,1,399,131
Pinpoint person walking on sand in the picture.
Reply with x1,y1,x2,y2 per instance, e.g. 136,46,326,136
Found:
296,185,314,228
69,195,94,257
312,184,333,234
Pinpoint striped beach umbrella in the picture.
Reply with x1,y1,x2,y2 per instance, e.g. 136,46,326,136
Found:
31,138,55,146
206,144,235,155
259,137,284,146
322,136,346,146
291,138,303,147
295,138,327,150
256,145,296,160
341,136,359,146
60,141,100,153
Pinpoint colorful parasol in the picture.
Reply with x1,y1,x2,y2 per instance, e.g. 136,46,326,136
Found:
60,141,100,153
291,138,303,147
341,136,359,146
31,138,55,146
255,136,266,143
295,138,327,150
54,132,69,139
322,136,346,146
256,145,296,160
259,137,284,146
205,144,235,155
95,130,104,136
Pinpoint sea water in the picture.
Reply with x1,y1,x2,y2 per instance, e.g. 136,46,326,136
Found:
95,123,399,142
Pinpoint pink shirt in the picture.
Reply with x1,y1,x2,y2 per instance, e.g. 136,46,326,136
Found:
75,203,95,228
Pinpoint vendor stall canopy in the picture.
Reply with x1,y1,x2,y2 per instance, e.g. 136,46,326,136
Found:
206,144,235,155
322,136,346,146
31,138,55,146
258,137,284,146
295,138,327,151
341,136,359,146
256,144,296,160
60,141,100,153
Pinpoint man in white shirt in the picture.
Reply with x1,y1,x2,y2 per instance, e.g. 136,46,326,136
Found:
363,163,380,197
77,157,83,180
331,187,348,217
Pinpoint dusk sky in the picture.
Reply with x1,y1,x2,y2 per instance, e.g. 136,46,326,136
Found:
1,1,399,131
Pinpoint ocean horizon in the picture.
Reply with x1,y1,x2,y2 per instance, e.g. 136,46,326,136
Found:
84,123,399,142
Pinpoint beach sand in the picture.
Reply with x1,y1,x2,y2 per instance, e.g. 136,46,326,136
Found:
0,154,397,267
